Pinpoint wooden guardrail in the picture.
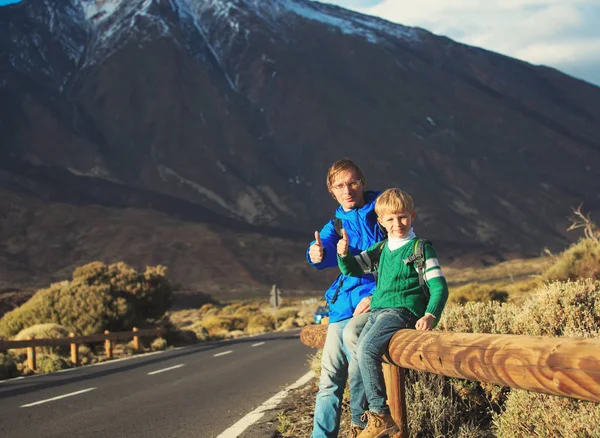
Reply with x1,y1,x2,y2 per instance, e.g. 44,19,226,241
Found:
0,327,167,371
300,325,600,438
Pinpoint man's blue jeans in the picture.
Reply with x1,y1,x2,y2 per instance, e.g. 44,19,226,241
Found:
311,312,369,438
356,308,417,414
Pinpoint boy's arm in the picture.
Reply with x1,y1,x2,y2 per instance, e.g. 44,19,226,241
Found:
422,243,449,321
337,241,383,277
306,221,339,270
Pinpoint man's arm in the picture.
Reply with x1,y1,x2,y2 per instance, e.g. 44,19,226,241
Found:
306,221,340,270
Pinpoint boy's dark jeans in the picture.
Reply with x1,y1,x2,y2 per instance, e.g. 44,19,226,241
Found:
356,308,418,414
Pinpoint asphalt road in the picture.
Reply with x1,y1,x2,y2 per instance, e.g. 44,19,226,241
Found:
0,329,314,438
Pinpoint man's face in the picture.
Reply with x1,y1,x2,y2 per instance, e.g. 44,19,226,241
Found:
330,170,365,211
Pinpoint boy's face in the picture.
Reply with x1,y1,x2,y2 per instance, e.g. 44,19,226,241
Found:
378,209,416,238
330,170,365,211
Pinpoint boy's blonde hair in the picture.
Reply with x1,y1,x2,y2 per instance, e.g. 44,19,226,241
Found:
375,188,415,216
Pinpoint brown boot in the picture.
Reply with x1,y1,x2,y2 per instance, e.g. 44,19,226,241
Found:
349,425,364,438
357,411,398,438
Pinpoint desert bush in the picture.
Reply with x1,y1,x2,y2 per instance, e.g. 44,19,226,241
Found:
201,315,245,335
438,301,516,335
509,278,600,337
186,321,210,341
198,303,219,316
406,371,493,438
544,237,600,282
151,337,167,351
0,352,18,380
449,283,508,305
427,278,600,436
246,314,275,335
277,317,297,331
0,262,173,338
275,307,298,323
13,323,70,356
493,390,600,438
34,353,71,374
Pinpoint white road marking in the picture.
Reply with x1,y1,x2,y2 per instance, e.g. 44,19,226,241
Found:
147,364,185,375
216,371,315,438
20,387,97,408
251,342,265,347
214,350,233,357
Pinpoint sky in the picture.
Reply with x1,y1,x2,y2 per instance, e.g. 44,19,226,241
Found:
0,0,597,86
317,0,600,86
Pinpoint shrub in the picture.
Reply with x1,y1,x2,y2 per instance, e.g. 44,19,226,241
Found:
406,371,493,438
247,314,275,335
493,390,600,438
276,307,298,323
35,354,71,374
509,279,600,337
0,262,173,338
151,337,167,351
434,279,600,436
544,238,600,282
449,283,508,305
0,353,18,380
13,323,70,356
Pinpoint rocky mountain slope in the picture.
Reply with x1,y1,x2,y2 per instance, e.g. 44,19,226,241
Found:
1,0,599,295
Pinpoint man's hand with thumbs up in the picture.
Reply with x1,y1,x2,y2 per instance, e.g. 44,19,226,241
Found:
337,229,349,257
309,231,324,263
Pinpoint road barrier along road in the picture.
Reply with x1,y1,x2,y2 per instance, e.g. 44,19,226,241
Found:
300,324,600,438
0,327,167,370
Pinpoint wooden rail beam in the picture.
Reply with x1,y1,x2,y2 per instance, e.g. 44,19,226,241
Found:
387,330,600,403
300,325,600,402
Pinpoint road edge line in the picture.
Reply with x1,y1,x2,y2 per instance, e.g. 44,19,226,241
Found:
216,370,315,438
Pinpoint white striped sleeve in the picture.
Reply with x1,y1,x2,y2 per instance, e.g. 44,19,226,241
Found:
355,251,372,273
423,257,444,281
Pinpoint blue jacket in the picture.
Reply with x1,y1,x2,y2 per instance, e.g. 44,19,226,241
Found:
306,191,385,323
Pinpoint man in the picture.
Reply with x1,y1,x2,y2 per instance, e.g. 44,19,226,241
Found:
308,159,386,438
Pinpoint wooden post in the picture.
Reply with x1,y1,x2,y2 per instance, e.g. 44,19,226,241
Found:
27,336,36,371
104,330,113,359
383,363,408,438
69,333,78,366
133,327,140,353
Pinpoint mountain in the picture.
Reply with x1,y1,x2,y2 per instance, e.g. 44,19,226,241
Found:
1,0,599,296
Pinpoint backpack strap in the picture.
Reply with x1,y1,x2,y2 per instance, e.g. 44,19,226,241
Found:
403,239,430,300
333,218,343,238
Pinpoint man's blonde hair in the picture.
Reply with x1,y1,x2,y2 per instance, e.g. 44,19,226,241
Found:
326,159,366,193
375,188,414,216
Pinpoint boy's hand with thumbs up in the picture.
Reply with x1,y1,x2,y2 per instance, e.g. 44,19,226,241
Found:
337,228,349,257
309,231,324,263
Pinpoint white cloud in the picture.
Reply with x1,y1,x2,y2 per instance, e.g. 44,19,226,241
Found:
317,0,600,85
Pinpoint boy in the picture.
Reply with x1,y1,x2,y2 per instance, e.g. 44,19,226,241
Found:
336,188,448,438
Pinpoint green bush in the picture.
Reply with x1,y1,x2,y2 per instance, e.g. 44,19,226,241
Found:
544,238,600,282
0,262,173,338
